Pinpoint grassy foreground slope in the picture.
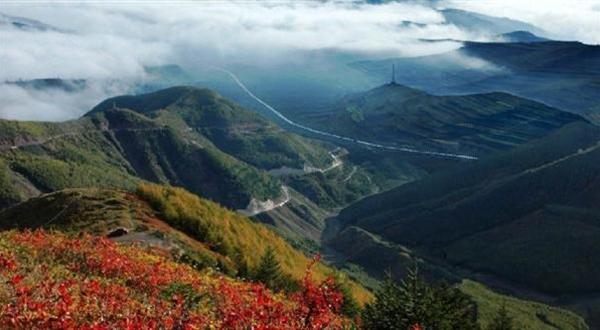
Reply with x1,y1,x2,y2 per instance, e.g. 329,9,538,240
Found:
0,188,586,329
0,184,371,303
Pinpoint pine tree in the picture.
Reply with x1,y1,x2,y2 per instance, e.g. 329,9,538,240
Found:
425,283,479,330
362,263,480,330
232,247,249,278
362,271,406,329
397,263,429,324
253,246,283,290
487,304,514,330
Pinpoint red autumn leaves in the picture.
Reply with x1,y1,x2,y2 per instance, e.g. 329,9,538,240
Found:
0,230,348,329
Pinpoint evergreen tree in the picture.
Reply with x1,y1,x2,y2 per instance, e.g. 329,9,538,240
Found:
253,246,284,290
424,283,479,330
397,264,429,324
331,271,361,317
487,304,514,330
363,271,406,329
362,264,480,330
232,247,250,278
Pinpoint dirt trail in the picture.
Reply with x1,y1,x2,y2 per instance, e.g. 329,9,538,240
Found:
0,127,169,151
342,166,357,182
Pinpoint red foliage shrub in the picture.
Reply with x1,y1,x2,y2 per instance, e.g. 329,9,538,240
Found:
0,230,349,329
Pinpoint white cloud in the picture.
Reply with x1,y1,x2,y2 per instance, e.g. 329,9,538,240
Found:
0,1,476,81
2,0,595,121
0,1,483,121
0,80,130,121
0,28,167,81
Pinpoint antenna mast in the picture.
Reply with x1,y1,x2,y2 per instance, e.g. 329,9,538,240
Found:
391,64,396,84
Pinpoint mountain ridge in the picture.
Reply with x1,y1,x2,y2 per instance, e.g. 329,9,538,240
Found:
306,82,586,156
350,39,600,122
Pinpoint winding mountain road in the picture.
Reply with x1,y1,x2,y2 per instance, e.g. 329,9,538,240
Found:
237,185,291,216
214,68,478,161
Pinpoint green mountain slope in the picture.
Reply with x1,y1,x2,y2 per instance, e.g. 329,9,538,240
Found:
90,86,333,170
308,83,584,155
459,280,588,330
0,117,141,208
0,86,336,209
338,122,600,296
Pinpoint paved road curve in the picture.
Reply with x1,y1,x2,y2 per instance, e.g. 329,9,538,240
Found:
214,67,478,161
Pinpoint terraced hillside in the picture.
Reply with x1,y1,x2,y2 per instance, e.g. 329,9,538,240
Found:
307,83,585,156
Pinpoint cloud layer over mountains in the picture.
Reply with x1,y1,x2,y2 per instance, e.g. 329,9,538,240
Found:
445,0,600,44
0,1,597,121
0,2,471,81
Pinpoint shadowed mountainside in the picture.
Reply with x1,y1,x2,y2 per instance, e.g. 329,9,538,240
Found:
307,83,585,156
337,122,600,296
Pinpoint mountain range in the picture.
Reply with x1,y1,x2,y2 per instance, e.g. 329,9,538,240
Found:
0,82,597,328
0,85,384,251
351,39,600,124
1,4,599,327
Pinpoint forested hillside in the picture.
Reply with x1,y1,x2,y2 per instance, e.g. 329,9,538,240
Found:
337,122,600,296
